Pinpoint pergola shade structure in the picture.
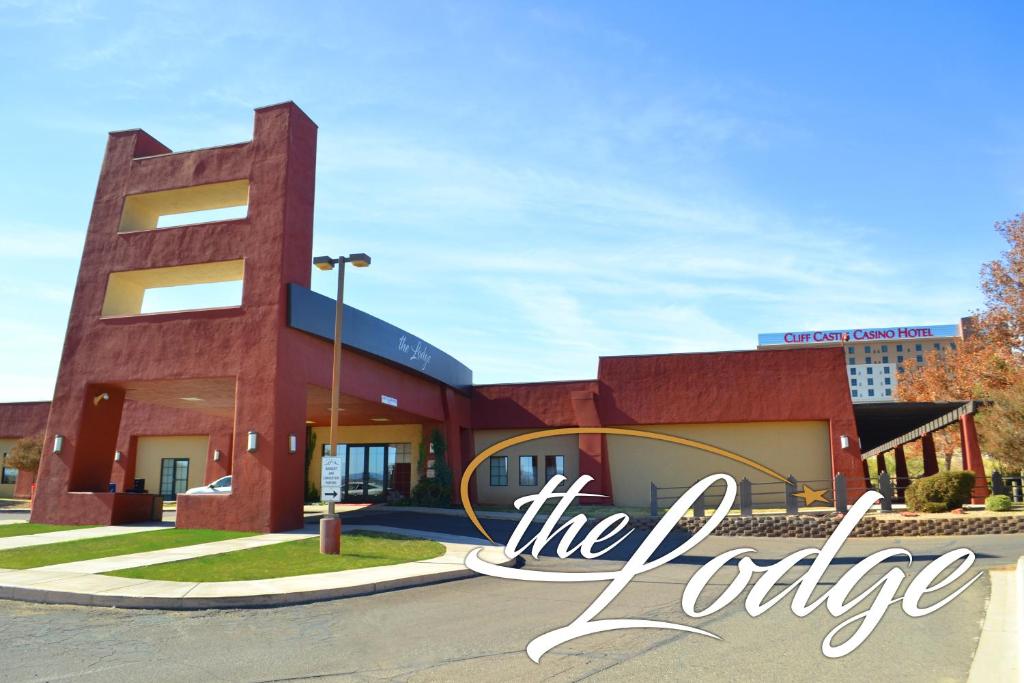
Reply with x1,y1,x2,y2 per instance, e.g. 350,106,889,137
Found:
853,400,988,503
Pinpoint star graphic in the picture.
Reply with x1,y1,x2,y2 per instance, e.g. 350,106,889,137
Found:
793,485,831,506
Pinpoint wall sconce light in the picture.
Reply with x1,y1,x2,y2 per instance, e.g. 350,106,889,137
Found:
247,431,258,453
93,392,110,406
213,449,222,462
114,450,122,462
53,434,64,454
288,434,297,453
840,435,850,449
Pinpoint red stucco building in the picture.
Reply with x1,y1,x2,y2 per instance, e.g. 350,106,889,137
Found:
1,102,984,532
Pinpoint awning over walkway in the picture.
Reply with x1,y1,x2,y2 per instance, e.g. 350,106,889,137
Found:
854,400,981,459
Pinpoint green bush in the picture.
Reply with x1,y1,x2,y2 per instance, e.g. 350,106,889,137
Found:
410,478,449,507
904,471,976,513
985,494,1012,512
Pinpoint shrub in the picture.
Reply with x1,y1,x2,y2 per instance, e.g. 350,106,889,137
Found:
410,478,449,507
904,471,976,513
985,494,1012,512
6,434,43,472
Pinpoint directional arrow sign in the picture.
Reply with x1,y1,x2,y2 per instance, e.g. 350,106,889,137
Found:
321,456,343,503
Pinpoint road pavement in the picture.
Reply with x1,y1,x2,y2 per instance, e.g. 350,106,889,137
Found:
0,506,1016,682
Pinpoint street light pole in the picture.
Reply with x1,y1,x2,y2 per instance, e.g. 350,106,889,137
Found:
327,258,345,522
314,252,371,555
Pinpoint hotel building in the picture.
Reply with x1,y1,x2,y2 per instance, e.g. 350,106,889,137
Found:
0,104,991,529
757,323,968,402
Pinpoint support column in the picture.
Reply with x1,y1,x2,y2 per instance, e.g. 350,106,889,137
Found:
570,390,610,504
959,419,968,470
894,445,909,499
861,458,870,488
921,433,939,476
960,413,988,504
875,453,888,474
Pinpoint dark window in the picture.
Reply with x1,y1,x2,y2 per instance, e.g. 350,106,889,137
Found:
848,347,854,354
881,345,888,352
934,343,941,350
867,367,873,375
916,344,922,351
882,356,889,363
885,389,892,396
896,344,903,352
884,366,891,374
847,357,855,365
544,455,565,481
864,345,872,353
950,342,957,350
852,389,859,397
898,367,905,374
1,454,16,485
897,355,904,363
868,378,874,386
519,455,538,486
868,389,875,397
159,458,190,501
884,377,891,385
917,355,924,363
849,368,856,376
489,456,508,486
851,378,858,386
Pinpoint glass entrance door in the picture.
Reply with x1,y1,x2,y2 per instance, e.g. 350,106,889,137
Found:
342,444,392,502
159,458,189,501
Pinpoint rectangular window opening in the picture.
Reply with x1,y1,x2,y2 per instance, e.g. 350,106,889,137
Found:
544,455,564,482
102,259,244,317
519,455,538,487
120,179,249,232
489,456,508,487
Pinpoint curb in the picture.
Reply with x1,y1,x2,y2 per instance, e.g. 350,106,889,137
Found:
0,528,514,611
0,562,511,610
967,556,1022,682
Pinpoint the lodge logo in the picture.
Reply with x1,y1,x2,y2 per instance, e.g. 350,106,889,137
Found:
398,334,433,370
459,428,981,663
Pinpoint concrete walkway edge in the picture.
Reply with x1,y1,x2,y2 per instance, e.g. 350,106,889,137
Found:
968,555,1022,682
0,526,512,610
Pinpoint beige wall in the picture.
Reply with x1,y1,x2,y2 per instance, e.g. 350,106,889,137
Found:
308,424,423,493
474,429,580,506
0,438,17,498
607,421,832,508
135,436,209,496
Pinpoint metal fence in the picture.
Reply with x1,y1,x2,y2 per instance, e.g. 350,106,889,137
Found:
650,469,1024,519
649,475,838,518
992,471,1024,502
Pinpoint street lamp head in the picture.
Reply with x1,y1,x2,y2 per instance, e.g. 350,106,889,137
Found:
313,255,336,271
346,253,371,268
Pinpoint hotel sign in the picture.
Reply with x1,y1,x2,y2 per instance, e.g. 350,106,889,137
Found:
758,324,959,347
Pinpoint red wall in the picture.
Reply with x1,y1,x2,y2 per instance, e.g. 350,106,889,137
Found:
0,402,50,497
469,348,865,502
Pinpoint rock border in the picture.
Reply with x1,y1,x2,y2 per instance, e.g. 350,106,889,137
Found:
631,513,1024,537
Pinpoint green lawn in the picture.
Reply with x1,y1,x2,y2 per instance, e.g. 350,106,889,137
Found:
106,532,445,582
0,523,97,539
0,529,254,569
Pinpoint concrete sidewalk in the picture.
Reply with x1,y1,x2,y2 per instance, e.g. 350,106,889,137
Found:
968,556,1022,682
44,529,316,574
0,523,170,551
0,525,510,609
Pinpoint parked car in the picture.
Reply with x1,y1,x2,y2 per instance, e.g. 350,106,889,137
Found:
185,475,232,495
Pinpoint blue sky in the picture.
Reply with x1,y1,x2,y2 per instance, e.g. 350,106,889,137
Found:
1,1,1021,401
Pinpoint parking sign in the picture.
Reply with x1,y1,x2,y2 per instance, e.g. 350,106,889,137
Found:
321,456,342,503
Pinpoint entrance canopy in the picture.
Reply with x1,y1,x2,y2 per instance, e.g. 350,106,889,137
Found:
854,400,981,459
